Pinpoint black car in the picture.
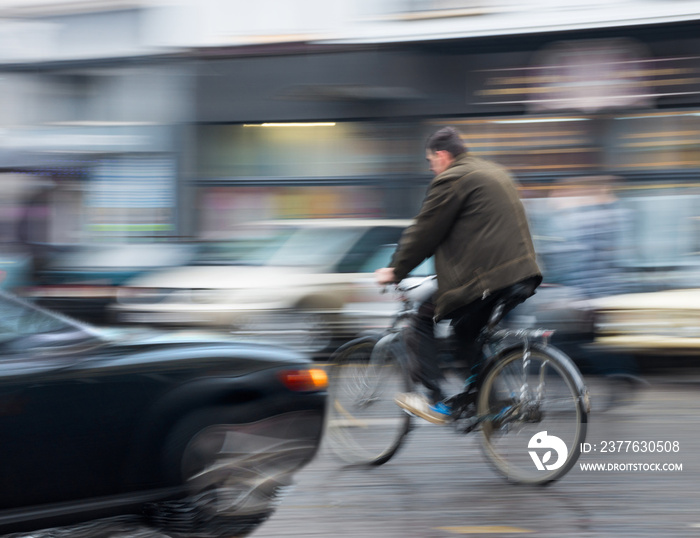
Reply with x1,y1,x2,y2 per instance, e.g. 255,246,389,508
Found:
0,291,327,537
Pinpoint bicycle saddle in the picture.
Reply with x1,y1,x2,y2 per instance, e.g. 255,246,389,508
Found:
486,278,540,328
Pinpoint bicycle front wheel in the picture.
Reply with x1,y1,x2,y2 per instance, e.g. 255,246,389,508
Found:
478,343,588,484
324,337,412,466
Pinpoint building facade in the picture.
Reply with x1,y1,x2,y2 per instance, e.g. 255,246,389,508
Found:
0,0,699,271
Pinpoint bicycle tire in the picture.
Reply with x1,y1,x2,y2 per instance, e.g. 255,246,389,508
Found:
478,343,588,485
324,336,412,466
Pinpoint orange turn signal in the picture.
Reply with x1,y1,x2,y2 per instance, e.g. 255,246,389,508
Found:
279,368,328,392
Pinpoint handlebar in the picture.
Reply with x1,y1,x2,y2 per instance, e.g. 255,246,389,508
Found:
395,275,437,292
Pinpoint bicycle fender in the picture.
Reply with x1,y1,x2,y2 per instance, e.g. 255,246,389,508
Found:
372,331,409,369
329,334,381,362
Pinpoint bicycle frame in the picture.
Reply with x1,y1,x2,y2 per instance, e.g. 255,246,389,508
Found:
325,276,589,482
382,278,590,425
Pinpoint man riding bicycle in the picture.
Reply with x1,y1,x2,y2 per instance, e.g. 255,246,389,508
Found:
375,126,542,424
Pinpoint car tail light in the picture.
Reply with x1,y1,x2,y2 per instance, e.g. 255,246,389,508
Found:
279,368,328,392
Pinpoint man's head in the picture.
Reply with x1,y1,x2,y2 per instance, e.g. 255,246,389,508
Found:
425,127,466,176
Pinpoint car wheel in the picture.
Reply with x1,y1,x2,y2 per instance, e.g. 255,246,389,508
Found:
148,410,296,538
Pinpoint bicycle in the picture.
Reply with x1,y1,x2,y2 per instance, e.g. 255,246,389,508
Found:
324,276,590,485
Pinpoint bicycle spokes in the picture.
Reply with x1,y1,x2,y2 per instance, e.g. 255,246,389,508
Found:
478,345,587,484
325,339,412,466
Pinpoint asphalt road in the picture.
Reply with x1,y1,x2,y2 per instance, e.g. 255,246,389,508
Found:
4,374,700,538
255,374,699,538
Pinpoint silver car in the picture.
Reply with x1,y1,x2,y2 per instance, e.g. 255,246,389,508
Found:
111,219,412,355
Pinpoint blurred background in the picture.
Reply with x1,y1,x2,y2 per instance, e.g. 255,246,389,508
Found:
1,0,699,363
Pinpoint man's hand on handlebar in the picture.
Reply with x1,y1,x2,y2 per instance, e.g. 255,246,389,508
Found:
375,267,397,286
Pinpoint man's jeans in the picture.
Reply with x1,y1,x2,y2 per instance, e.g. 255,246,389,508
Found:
405,278,539,405
405,295,496,404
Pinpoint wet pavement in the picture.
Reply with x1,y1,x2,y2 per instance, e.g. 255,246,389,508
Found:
4,374,699,537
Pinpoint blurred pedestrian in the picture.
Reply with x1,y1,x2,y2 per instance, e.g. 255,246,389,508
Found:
375,126,542,424
542,176,640,381
543,176,630,298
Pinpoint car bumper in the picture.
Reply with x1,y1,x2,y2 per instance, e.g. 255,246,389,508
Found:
594,335,700,355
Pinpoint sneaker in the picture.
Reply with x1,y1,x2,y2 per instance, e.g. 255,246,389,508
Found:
394,393,451,425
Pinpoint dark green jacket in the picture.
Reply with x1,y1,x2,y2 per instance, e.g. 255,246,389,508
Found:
391,153,542,321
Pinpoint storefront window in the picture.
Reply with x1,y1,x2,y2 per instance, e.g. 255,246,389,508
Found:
197,185,384,238
432,110,700,176
608,111,700,171
196,122,419,179
430,116,598,177
86,155,175,240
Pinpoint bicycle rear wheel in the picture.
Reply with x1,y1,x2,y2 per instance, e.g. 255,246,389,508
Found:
478,343,588,484
324,337,412,466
